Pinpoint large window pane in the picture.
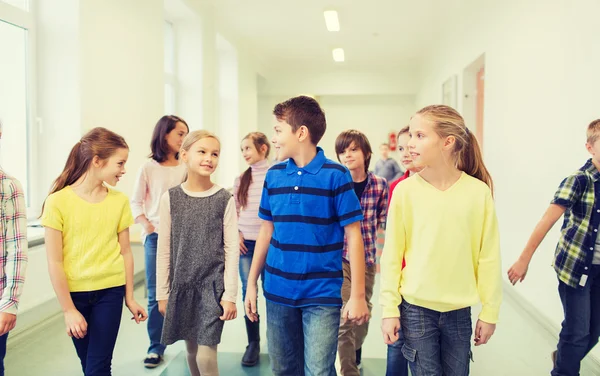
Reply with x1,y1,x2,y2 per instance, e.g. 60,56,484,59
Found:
0,19,30,204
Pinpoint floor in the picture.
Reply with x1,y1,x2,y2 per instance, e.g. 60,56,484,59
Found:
5,276,599,375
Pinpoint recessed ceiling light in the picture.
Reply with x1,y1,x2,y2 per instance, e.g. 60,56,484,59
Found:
324,10,340,32
332,48,345,62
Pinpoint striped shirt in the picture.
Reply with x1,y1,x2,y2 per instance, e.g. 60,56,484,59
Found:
258,147,363,307
233,159,270,241
342,172,388,266
0,170,28,315
552,159,600,288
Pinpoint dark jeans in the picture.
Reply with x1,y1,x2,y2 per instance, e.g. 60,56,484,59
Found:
144,233,166,355
552,265,600,376
266,301,340,376
401,300,472,376
386,315,409,376
0,332,7,376
71,285,125,376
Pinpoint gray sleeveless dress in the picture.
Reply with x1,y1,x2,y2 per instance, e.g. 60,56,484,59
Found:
161,185,232,346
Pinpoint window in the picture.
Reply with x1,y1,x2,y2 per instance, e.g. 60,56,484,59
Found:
164,21,175,114
0,3,35,211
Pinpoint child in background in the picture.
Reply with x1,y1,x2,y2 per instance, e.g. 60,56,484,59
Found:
381,105,502,376
130,115,188,368
0,123,28,376
233,132,270,367
157,130,239,376
508,119,600,375
374,143,403,183
335,130,388,376
42,127,147,376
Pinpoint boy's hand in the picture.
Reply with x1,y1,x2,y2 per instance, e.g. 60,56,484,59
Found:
342,297,370,325
245,283,259,322
508,257,530,285
474,319,496,346
0,312,17,336
381,317,400,345
126,299,148,323
158,300,167,317
220,301,237,321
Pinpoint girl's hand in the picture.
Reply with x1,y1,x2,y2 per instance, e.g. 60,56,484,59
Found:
158,300,167,317
245,283,258,322
239,233,248,255
64,308,88,339
220,300,237,321
381,317,400,345
126,300,148,323
144,222,155,234
508,258,530,285
474,320,496,346
342,298,370,326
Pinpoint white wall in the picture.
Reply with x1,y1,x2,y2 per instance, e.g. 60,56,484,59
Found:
414,0,600,358
258,94,416,169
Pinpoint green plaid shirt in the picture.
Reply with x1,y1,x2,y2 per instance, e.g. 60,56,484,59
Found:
552,159,600,288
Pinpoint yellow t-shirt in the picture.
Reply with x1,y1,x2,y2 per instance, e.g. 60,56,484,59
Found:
380,173,502,324
41,186,134,292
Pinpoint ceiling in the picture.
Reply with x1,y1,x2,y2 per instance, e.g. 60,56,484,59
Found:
199,0,457,73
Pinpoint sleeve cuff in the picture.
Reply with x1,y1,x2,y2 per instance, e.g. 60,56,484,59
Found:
382,306,401,319
478,306,500,324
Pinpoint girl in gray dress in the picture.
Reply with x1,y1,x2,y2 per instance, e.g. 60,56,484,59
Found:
156,130,239,376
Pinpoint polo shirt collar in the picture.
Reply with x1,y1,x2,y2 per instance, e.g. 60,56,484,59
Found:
286,147,327,175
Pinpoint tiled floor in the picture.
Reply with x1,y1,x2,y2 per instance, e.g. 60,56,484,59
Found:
6,276,600,375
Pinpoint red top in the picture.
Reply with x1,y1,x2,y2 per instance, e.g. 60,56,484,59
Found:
387,170,411,269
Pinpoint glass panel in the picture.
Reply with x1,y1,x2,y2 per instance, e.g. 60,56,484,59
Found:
0,19,30,205
165,83,175,114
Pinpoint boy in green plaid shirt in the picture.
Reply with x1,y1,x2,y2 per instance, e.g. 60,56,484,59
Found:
508,119,600,376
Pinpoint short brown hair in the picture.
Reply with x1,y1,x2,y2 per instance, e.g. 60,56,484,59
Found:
273,96,326,145
335,130,373,173
397,125,410,138
587,119,600,144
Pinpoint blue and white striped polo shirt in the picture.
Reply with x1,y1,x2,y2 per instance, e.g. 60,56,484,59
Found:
258,147,363,307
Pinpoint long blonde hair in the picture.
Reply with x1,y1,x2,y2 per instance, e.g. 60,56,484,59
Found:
417,105,493,194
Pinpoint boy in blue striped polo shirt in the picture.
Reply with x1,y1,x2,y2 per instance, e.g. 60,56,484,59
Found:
244,96,370,376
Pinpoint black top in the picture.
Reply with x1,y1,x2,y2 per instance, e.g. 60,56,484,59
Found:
353,178,368,199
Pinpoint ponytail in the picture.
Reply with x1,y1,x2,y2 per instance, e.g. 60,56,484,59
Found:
237,167,253,209
457,130,493,195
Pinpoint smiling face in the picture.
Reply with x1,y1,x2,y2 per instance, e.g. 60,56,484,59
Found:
95,147,129,186
181,137,221,177
241,137,267,165
338,141,367,173
397,132,416,171
165,121,189,155
407,114,448,169
271,119,300,162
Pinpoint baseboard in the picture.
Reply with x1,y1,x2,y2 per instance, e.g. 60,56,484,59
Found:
503,281,600,373
7,269,146,346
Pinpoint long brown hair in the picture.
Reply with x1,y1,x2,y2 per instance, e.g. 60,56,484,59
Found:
150,115,189,162
416,105,493,194
238,132,270,209
43,127,128,211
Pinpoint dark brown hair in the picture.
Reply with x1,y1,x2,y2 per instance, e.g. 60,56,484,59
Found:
237,132,270,208
335,130,373,173
417,105,493,194
150,115,189,162
43,127,128,212
273,96,326,145
397,125,410,138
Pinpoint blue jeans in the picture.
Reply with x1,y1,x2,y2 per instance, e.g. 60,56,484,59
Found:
552,265,600,376
144,233,166,355
71,286,125,376
386,315,409,376
239,239,264,304
266,301,340,376
0,332,7,376
401,300,472,376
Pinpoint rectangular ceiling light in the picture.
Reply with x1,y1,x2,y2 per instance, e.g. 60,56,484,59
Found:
324,10,340,32
332,48,345,62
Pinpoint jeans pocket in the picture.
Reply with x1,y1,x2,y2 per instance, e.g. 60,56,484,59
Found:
401,344,417,363
456,307,473,342
401,301,425,339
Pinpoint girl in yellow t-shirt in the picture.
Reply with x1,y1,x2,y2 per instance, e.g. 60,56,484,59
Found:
41,127,147,375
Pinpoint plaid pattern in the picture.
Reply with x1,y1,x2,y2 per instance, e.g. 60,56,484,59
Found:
0,171,28,314
552,159,600,288
342,172,389,266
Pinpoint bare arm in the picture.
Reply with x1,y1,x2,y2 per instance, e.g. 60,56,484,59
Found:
519,204,565,263
45,228,76,313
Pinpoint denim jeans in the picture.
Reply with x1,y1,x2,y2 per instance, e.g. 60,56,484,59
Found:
386,315,409,376
0,332,7,376
552,265,600,376
71,285,125,376
144,233,166,355
239,239,264,304
401,300,472,376
266,301,340,376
